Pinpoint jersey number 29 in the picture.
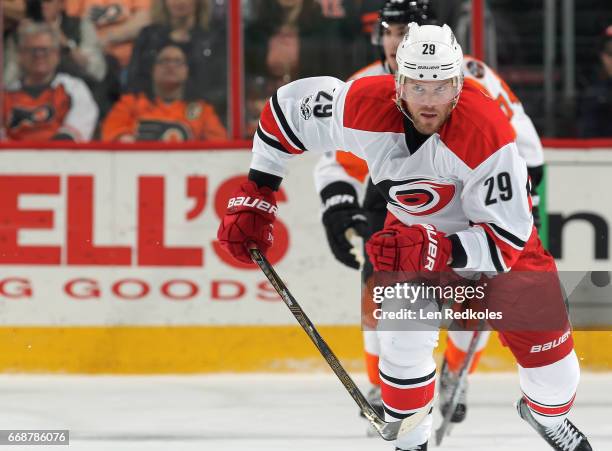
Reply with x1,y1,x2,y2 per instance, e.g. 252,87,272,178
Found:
484,172,513,205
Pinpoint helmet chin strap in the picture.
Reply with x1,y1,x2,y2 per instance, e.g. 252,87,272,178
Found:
450,92,461,109
395,96,415,124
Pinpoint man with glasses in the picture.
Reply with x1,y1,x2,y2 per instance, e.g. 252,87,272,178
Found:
4,0,107,87
102,44,226,142
3,22,99,141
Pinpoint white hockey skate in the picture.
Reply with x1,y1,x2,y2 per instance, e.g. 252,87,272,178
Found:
516,397,593,451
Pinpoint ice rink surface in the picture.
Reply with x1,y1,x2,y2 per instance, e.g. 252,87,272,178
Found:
0,372,610,451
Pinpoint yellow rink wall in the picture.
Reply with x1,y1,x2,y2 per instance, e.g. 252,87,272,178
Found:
0,326,610,374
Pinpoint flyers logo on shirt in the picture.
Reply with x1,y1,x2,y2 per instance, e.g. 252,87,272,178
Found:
136,120,192,142
466,60,486,79
382,178,456,216
9,105,55,128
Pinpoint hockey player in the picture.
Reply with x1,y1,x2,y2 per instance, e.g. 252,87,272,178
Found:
217,22,591,451
314,0,545,428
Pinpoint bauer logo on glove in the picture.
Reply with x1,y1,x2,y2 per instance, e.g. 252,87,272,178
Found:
227,196,278,215
365,223,452,274
217,181,278,264
422,224,442,271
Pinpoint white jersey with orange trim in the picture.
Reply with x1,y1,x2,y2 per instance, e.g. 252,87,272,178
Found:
252,75,537,274
462,56,543,167
348,60,389,80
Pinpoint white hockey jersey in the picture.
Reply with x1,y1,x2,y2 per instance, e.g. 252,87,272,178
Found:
252,75,543,274
343,55,543,167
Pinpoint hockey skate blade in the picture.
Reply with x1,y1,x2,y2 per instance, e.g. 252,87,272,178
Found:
434,420,457,446
374,397,435,441
434,422,455,446
366,427,378,438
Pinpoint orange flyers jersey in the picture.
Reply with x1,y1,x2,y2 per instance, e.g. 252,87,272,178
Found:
252,75,536,273
101,93,227,142
4,73,99,142
66,0,150,67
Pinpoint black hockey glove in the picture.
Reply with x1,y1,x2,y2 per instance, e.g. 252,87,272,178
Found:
320,182,370,270
528,165,544,231
532,205,542,231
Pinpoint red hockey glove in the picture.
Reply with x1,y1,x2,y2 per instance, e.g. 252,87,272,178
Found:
365,224,452,273
217,181,277,264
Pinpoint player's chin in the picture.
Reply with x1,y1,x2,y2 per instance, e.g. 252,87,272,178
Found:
415,115,442,134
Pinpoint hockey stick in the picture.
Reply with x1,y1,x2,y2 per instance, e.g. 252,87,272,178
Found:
248,246,434,441
434,328,482,446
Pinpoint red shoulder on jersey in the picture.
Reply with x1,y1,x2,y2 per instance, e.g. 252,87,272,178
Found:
343,75,403,133
439,82,516,170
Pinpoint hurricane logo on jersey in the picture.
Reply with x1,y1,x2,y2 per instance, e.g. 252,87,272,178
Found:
386,178,456,216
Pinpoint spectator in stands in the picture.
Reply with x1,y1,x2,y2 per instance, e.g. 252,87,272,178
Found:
243,0,363,137
315,0,363,80
3,22,99,142
4,0,107,87
244,0,325,137
4,0,26,31
245,0,327,86
244,75,277,138
64,0,151,120
66,0,151,69
4,1,40,85
102,44,227,142
578,25,612,137
126,0,227,118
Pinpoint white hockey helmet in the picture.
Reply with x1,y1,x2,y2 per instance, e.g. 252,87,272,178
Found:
395,23,464,106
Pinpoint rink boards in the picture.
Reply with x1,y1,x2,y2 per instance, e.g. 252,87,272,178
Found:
0,145,610,372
